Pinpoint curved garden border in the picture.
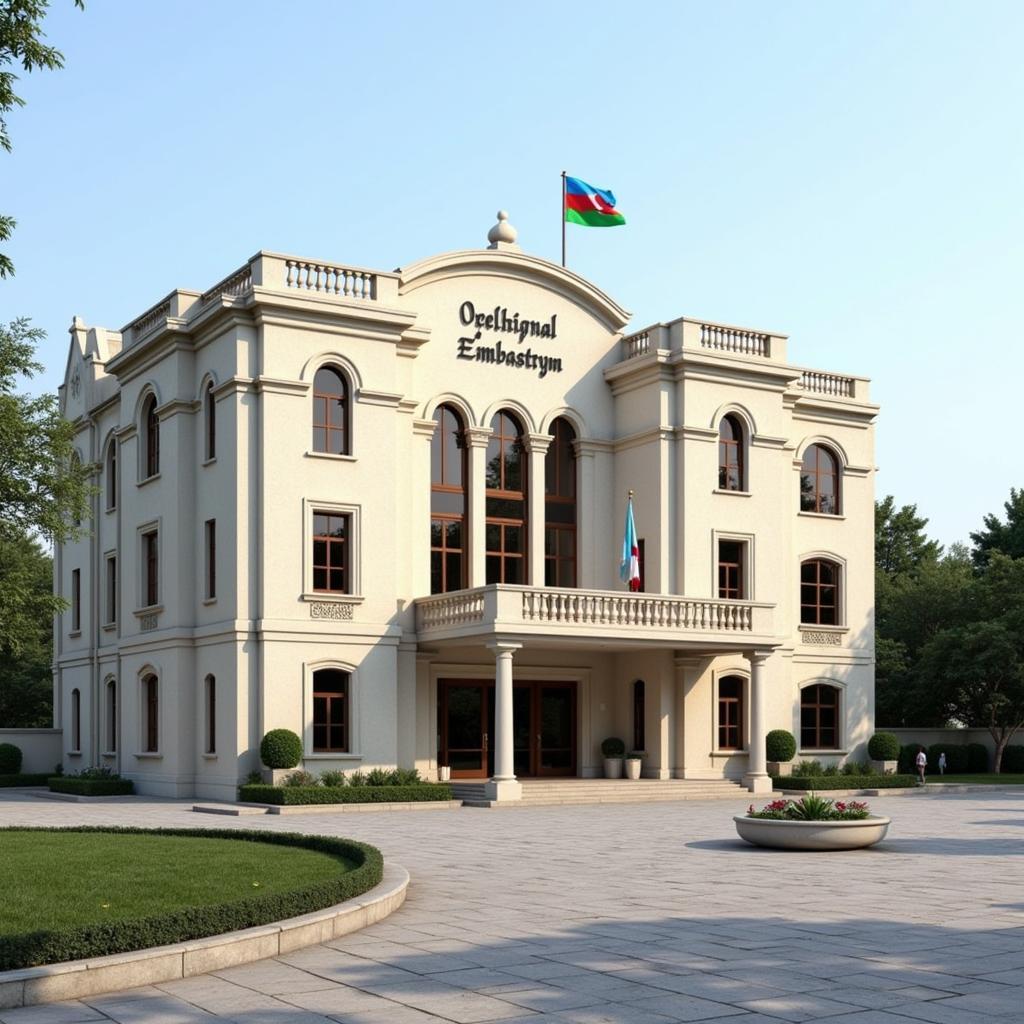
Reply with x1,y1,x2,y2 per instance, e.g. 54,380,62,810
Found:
0,827,406,1007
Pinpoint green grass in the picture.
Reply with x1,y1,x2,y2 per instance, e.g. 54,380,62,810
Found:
0,830,356,937
928,773,1024,785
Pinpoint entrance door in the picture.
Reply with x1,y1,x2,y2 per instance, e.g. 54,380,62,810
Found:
439,681,488,778
536,683,576,776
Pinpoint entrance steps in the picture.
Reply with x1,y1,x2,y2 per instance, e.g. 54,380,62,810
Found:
451,778,748,807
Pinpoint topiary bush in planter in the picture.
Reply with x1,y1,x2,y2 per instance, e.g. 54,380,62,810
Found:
260,729,303,769
766,730,796,763
867,732,900,761
601,737,625,757
0,743,23,775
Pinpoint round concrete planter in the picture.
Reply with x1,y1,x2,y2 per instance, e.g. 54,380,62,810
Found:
734,814,891,850
624,758,642,780
603,757,623,779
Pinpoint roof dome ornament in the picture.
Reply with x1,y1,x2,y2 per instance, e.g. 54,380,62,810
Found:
487,210,520,251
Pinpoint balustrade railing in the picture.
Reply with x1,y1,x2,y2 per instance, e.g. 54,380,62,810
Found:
284,259,376,299
798,370,854,398
200,264,253,304
699,322,771,357
128,301,171,339
622,330,650,359
417,591,486,628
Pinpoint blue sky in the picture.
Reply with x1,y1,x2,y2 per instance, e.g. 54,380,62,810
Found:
4,0,1022,547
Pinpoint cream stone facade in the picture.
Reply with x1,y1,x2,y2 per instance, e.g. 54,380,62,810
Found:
55,215,878,802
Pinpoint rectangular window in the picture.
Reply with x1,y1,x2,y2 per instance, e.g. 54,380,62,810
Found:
106,556,117,624
106,682,117,753
205,519,216,600
313,670,350,752
312,512,350,593
71,569,81,631
145,675,159,752
718,540,745,600
71,689,81,751
718,677,744,750
143,530,159,607
206,676,216,754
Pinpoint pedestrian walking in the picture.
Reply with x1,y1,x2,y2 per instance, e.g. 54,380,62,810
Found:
938,752,947,775
915,746,927,785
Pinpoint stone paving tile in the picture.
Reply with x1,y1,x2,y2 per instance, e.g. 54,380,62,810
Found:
5,792,1024,1023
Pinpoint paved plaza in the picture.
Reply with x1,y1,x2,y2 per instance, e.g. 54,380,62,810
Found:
2,790,1024,1024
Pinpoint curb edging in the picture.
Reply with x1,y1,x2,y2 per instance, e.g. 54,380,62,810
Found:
0,863,409,1009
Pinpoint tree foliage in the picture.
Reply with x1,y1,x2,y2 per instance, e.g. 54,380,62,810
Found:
875,495,941,577
971,487,1024,568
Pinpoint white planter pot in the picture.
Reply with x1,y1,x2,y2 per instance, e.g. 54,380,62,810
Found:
604,757,623,779
260,768,293,786
438,766,451,782
624,758,642,780
870,760,898,776
734,814,891,851
767,761,793,777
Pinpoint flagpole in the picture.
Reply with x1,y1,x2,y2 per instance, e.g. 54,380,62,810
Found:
561,171,567,267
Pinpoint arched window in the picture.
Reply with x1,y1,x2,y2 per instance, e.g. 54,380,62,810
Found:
313,668,350,752
544,418,577,587
800,444,840,514
205,675,216,754
143,674,159,752
105,680,117,753
71,688,81,752
430,404,467,594
800,558,841,625
312,366,349,455
143,395,160,478
718,676,744,750
718,415,744,491
204,381,216,460
105,439,117,511
801,684,840,749
485,410,526,584
633,680,646,752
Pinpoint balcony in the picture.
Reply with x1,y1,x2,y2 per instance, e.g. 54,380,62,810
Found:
415,585,776,650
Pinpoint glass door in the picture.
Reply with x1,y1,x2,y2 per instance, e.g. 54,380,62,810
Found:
537,683,576,776
440,681,489,778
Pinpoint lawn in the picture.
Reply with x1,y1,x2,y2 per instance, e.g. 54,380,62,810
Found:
0,829,357,937
928,774,1024,785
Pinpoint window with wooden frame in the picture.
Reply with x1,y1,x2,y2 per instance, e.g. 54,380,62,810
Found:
312,366,349,455
633,680,646,752
430,404,467,594
205,675,216,754
718,540,745,599
204,519,216,600
106,440,118,510
801,684,839,749
205,382,216,460
718,415,744,491
143,674,159,752
105,680,117,753
312,511,350,593
71,569,81,631
485,410,527,584
312,668,349,752
544,417,577,587
718,676,744,750
800,444,840,514
142,530,159,607
800,558,840,625
143,396,160,478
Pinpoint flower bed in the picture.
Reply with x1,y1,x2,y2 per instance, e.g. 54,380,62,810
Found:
0,774,50,788
0,827,382,970
748,796,870,820
779,774,917,790
48,776,134,796
736,795,890,850
240,783,453,805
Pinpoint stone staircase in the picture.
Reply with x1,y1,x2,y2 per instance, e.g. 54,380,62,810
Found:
451,777,748,807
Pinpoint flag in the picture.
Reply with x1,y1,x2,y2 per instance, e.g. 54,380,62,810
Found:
564,176,626,227
620,493,641,591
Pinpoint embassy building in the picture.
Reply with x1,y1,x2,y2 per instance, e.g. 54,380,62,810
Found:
55,213,878,802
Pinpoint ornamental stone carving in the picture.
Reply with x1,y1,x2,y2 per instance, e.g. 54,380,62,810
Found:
800,629,842,646
139,614,159,632
309,601,354,621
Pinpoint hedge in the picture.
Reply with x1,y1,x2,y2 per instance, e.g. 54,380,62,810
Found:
0,773,50,788
1001,745,1024,773
899,742,993,774
48,777,135,796
765,730,796,763
260,729,303,769
867,732,900,761
240,783,453,805
779,774,918,790
0,827,382,971
0,743,22,774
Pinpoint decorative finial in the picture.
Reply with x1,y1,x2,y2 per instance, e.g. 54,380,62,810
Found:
628,489,634,498
487,210,520,251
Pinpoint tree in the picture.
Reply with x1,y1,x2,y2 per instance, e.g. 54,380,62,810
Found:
1,0,83,276
0,533,54,726
875,496,941,578
971,487,1024,568
920,555,1024,772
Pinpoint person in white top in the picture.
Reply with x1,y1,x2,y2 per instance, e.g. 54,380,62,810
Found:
938,751,947,775
915,746,927,785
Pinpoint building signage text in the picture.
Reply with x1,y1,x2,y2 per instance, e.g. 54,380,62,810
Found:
455,300,563,379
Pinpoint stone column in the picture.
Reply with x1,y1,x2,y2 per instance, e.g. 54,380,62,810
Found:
575,441,597,589
525,433,552,586
465,427,491,588
744,649,774,794
484,640,523,802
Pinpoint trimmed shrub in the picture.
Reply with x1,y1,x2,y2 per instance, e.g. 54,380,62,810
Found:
365,768,391,786
780,774,918,790
792,759,824,777
898,744,920,774
601,737,625,757
319,770,346,787
239,783,454,805
0,743,23,775
765,730,796,763
867,732,900,761
842,760,874,776
1000,745,1024,773
49,776,134,796
0,827,382,971
0,773,50,788
283,770,318,787
260,729,302,769
928,745,968,774
967,743,989,773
